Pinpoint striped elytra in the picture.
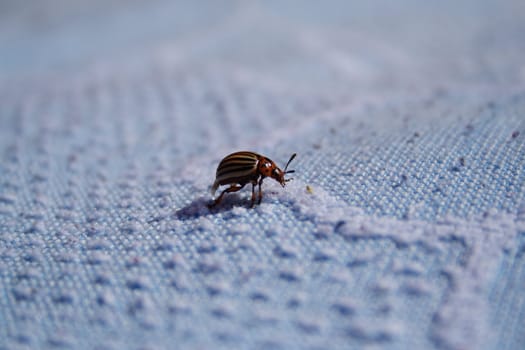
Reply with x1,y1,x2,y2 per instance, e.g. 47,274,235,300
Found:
214,151,260,189
209,151,296,208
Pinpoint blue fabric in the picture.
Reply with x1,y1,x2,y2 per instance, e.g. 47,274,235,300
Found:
1,1,525,349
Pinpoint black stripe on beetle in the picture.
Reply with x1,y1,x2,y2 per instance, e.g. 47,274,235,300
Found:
209,151,296,208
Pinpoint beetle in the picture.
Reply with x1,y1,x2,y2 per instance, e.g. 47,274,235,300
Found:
208,151,296,208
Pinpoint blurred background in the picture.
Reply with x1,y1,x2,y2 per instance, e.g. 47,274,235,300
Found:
2,0,524,90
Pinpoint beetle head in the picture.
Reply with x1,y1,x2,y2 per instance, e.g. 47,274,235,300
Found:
258,153,296,187
273,153,296,187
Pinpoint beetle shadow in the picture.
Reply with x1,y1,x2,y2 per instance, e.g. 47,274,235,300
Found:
174,194,252,221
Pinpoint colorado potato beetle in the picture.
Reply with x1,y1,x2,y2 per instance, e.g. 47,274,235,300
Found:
209,151,296,208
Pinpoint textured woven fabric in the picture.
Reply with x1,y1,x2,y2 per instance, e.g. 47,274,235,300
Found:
1,1,525,349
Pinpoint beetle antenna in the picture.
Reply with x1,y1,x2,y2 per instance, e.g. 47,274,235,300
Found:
284,153,296,173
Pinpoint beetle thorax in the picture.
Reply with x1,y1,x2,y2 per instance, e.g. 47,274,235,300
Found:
257,158,275,178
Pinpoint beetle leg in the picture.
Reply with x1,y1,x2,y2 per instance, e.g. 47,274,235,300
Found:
257,178,264,204
250,181,257,207
209,184,245,208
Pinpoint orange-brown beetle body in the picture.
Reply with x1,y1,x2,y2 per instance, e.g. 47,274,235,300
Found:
209,151,296,208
